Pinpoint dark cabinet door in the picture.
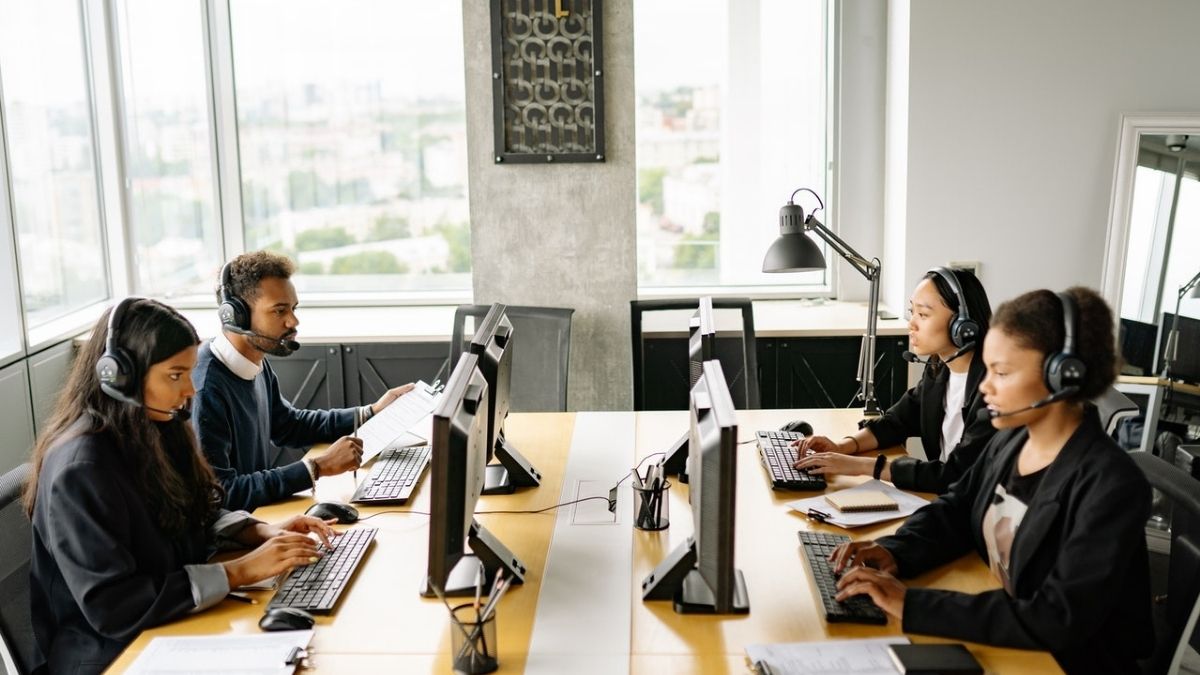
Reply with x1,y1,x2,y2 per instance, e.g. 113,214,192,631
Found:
265,344,345,409
774,336,908,410
343,342,448,407
637,336,760,411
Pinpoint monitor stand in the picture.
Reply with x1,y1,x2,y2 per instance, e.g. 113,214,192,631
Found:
420,521,527,597
661,430,689,483
481,430,541,495
640,536,749,614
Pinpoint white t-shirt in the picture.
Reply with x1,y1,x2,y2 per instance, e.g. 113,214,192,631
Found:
940,370,969,462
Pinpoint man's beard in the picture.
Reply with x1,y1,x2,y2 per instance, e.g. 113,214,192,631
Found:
250,331,298,357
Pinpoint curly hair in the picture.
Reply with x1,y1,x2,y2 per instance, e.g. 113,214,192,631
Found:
216,250,296,306
991,286,1117,403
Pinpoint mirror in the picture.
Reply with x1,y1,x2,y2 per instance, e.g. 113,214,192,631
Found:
1103,116,1200,379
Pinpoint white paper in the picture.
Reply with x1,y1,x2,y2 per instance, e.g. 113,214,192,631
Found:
745,636,909,675
127,630,313,675
358,381,442,463
786,480,930,528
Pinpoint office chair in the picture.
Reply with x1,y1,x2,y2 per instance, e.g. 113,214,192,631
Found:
1132,452,1200,675
630,298,760,411
450,305,575,412
0,463,36,675
1093,386,1140,436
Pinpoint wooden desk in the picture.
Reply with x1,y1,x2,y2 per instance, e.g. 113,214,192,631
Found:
630,409,1060,674
107,413,575,674
110,410,1059,674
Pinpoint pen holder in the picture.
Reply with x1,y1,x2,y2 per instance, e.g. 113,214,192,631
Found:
632,481,670,531
450,603,498,674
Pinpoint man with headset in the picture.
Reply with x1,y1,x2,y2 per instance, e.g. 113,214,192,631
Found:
191,251,414,510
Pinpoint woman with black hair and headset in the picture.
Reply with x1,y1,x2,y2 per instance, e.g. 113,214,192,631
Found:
25,298,339,674
825,287,1154,675
792,267,996,494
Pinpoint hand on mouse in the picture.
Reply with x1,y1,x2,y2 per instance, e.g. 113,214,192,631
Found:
261,515,340,550
223,533,322,589
314,435,364,476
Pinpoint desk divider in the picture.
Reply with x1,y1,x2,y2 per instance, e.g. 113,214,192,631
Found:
525,412,636,675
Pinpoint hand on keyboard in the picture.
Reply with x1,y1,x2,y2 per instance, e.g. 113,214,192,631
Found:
829,540,898,575
223,533,323,589
792,452,874,477
834,565,905,620
790,435,856,455
266,514,342,550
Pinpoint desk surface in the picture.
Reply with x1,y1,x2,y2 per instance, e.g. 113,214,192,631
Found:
1117,374,1200,397
109,410,1059,674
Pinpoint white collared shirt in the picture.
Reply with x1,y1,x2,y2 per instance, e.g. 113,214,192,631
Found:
210,332,263,381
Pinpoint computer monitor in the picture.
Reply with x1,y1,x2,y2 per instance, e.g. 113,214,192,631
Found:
642,359,750,614
420,352,526,598
663,297,716,477
469,303,541,495
1156,312,1200,384
1120,317,1159,376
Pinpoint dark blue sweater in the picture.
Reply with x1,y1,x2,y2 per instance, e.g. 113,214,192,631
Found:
191,340,354,510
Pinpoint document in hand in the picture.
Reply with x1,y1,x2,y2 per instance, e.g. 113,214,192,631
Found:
358,379,443,463
126,630,313,675
787,479,929,528
745,636,910,675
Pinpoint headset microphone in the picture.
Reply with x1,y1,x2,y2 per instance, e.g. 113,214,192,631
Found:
976,387,1079,422
225,325,300,353
101,381,192,421
902,342,976,366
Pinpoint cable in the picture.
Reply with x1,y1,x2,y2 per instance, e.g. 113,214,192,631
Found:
737,438,757,445
476,495,612,515
357,509,430,521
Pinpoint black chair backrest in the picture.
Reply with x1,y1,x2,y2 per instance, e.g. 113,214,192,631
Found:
450,304,575,412
0,463,35,675
630,298,760,411
1132,451,1200,675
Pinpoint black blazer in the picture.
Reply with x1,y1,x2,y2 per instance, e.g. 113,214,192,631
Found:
29,424,214,675
877,408,1154,674
863,355,993,493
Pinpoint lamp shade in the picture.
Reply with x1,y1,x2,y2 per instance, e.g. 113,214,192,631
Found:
762,202,827,272
1190,282,1200,299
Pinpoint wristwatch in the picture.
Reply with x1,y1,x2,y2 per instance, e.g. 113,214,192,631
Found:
872,454,887,480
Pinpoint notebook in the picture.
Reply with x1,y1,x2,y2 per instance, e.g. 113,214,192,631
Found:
887,643,983,674
824,490,898,513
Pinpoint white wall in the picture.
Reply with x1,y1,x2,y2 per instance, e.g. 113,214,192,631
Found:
894,0,1200,307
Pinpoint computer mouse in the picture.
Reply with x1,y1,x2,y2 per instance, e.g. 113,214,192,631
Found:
305,501,359,524
258,607,315,632
780,420,813,437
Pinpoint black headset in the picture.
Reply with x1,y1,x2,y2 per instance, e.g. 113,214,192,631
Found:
1044,291,1087,395
927,267,980,349
96,297,141,404
217,262,251,331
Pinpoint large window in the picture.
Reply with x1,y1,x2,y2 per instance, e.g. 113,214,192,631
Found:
0,0,108,328
230,0,471,296
634,0,828,291
115,0,222,298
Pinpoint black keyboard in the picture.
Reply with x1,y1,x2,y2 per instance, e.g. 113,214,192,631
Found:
796,530,888,625
268,527,377,613
756,431,827,491
351,444,431,504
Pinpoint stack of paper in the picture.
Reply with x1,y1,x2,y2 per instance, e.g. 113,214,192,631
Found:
745,637,910,675
126,630,313,675
358,380,443,463
788,480,930,528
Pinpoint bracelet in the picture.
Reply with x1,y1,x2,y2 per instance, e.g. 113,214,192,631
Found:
842,436,861,453
872,454,887,480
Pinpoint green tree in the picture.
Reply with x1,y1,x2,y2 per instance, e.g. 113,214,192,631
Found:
434,221,471,273
639,167,667,215
295,226,354,252
298,261,325,275
329,251,408,275
366,215,411,242
672,211,720,269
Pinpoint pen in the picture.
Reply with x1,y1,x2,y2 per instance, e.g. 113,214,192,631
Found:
806,508,831,523
226,592,257,605
352,409,359,483
753,659,776,675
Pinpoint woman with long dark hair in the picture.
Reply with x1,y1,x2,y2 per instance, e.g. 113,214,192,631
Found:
25,298,336,674
793,267,996,493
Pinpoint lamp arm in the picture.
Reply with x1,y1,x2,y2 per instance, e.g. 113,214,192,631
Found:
1163,268,1200,379
806,218,880,279
1179,269,1200,299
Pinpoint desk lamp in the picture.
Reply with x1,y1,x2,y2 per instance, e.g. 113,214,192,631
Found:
1161,269,1200,380
763,188,882,416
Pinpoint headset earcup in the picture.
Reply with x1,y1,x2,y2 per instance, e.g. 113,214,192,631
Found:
1044,352,1086,394
96,347,138,401
219,296,251,330
948,316,981,349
